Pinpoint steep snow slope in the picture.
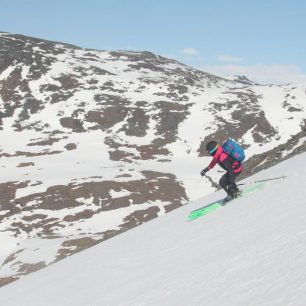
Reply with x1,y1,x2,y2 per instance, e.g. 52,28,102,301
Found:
1,32,306,283
0,153,306,306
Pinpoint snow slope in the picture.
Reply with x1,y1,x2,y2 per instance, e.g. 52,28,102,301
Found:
2,33,306,282
0,153,306,306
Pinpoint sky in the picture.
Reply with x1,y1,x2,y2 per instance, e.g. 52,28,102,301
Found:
0,0,306,84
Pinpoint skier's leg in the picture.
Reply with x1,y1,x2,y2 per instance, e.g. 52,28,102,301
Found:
220,172,240,199
227,173,240,198
219,173,231,194
219,173,234,203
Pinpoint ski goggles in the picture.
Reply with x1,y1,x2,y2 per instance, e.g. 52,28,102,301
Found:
208,144,218,155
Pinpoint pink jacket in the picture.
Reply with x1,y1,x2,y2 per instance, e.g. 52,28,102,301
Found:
208,146,243,174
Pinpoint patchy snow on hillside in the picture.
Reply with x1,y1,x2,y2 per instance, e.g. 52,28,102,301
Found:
1,32,306,284
1,153,306,306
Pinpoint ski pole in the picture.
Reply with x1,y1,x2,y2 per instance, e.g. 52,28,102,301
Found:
237,175,286,186
254,175,287,183
204,174,219,189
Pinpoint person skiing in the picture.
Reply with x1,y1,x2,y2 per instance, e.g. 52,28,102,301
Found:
200,140,243,202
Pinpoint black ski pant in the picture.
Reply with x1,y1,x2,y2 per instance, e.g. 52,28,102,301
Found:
219,172,240,195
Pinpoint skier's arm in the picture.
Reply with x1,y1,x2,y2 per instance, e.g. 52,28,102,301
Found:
207,154,219,170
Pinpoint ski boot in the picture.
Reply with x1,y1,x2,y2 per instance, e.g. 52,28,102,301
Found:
222,194,233,204
222,185,241,204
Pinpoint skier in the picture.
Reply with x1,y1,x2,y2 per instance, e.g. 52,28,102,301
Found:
200,140,243,202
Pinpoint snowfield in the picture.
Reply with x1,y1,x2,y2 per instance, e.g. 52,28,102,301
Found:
0,152,306,306
1,32,306,287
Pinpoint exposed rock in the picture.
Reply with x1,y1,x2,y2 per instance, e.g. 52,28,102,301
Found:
17,162,35,167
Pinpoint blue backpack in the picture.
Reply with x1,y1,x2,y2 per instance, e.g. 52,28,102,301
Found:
222,139,245,162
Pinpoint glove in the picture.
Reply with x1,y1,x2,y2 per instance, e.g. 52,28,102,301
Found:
200,167,209,176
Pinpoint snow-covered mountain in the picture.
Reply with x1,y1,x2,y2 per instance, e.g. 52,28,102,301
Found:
1,32,306,285
1,153,306,306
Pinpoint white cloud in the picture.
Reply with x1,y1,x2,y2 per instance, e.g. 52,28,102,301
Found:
218,54,243,63
203,63,306,85
180,48,199,56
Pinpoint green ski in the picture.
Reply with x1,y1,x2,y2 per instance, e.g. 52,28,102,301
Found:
188,181,265,221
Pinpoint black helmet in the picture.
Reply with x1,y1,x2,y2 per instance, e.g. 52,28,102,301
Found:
206,141,218,155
